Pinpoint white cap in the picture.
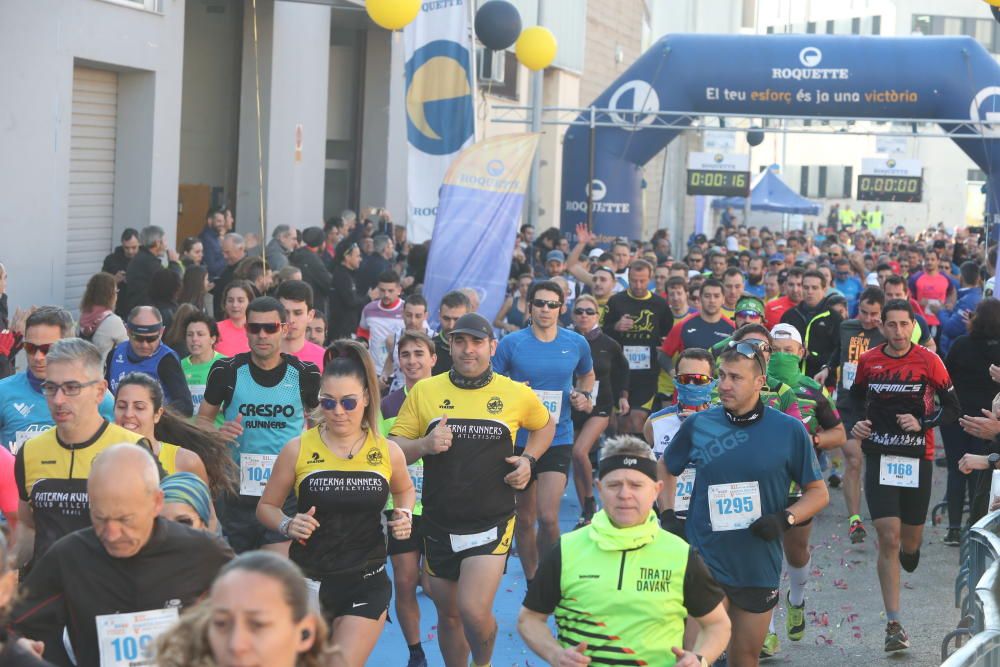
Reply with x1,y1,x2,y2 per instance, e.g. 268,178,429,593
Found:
688,269,702,279
588,248,604,259
865,272,880,286
770,323,803,345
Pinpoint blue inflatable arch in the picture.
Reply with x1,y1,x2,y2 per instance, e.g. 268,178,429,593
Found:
560,34,1000,239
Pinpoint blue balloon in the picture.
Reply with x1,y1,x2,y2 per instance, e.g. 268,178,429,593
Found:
475,0,522,52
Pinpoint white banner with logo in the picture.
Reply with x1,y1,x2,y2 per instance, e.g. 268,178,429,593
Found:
403,0,475,243
860,157,922,177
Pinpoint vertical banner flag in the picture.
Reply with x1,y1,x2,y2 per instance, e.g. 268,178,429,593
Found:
403,0,475,243
423,133,540,328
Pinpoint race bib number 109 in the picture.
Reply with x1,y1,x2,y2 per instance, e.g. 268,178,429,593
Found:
96,608,178,667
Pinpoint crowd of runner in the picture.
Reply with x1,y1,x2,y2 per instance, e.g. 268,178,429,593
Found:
0,204,996,666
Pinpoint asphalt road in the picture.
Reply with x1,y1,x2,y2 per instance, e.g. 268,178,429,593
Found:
370,453,963,666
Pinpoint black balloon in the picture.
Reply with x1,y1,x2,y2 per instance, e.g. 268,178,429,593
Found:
747,127,765,147
475,1,522,51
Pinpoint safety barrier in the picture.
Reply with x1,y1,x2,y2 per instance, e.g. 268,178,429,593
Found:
943,511,1000,665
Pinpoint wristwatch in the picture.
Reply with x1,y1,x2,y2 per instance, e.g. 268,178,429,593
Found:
521,454,538,472
785,510,797,527
989,453,1000,470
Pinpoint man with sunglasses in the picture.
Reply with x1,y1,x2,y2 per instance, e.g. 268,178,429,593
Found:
106,306,194,417
493,282,595,583
663,342,827,667
0,306,115,453
198,297,321,554
709,296,766,359
391,312,554,667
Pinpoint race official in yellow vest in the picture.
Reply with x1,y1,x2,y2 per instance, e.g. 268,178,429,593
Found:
518,436,730,667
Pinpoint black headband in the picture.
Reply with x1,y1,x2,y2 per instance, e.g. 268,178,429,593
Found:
128,322,163,335
598,455,658,481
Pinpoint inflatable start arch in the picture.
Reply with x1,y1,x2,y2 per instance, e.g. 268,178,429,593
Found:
560,34,1000,238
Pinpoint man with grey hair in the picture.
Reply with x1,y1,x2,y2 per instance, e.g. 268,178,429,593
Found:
106,306,193,416
13,443,231,667
123,225,181,313
15,339,155,563
0,307,115,452
262,224,297,271
357,234,396,293
212,232,248,319
519,435,730,667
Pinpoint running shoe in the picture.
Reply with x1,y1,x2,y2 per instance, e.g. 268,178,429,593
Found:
849,516,867,544
760,632,780,658
899,548,920,573
827,472,842,488
884,621,910,652
944,528,961,546
785,592,805,641
406,654,428,667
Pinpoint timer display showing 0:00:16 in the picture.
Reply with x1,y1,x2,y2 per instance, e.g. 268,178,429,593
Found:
856,175,922,202
685,169,750,197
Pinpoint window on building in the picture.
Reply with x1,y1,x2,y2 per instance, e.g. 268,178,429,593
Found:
741,0,757,29
969,169,987,182
826,20,835,34
799,165,852,198
872,15,881,35
964,18,994,51
912,15,931,35
851,17,861,35
766,25,774,34
477,48,519,100
807,21,816,34
942,16,963,35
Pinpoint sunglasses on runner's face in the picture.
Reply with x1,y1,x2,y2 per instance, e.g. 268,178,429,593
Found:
735,310,761,320
727,341,768,374
319,396,360,411
531,299,562,310
23,342,53,356
573,308,597,316
129,333,160,344
246,322,282,335
677,373,714,386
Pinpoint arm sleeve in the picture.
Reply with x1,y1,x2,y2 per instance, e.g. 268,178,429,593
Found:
158,355,194,417
299,362,322,410
664,416,695,474
815,394,842,431
203,359,236,408
574,336,593,376
610,342,630,400
388,385,424,439
924,355,961,429
10,544,67,639
14,446,27,502
522,542,562,614
683,547,725,618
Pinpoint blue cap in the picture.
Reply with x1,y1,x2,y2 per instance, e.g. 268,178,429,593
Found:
768,253,785,263
546,250,566,263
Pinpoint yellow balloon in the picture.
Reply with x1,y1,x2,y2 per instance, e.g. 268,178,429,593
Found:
366,0,420,31
516,26,558,71
985,0,1000,7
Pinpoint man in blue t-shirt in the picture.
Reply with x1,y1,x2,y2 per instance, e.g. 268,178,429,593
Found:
663,343,828,666
0,307,114,451
493,281,594,583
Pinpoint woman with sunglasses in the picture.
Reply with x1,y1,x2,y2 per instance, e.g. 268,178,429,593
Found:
569,294,630,528
114,372,237,499
215,280,254,357
257,340,414,666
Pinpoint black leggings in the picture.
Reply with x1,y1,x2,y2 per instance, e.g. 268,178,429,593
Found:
941,423,988,529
